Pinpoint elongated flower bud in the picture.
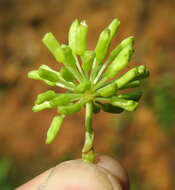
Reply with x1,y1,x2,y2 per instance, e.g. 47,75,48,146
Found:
46,115,64,144
111,97,138,112
132,69,150,81
42,32,65,62
108,36,134,63
69,19,79,54
28,70,41,80
61,45,76,68
97,83,117,97
115,90,142,101
115,65,146,89
58,102,83,115
35,90,56,105
61,45,82,82
105,44,134,79
108,18,120,41
38,65,74,89
69,20,88,55
50,94,74,107
75,20,88,55
119,80,141,90
115,68,138,89
38,65,61,82
81,50,95,76
28,70,56,86
32,101,51,112
60,66,75,83
95,29,111,64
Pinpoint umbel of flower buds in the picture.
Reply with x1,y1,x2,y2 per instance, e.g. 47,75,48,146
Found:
28,18,149,163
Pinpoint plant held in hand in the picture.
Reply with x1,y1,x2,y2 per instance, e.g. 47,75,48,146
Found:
28,18,149,190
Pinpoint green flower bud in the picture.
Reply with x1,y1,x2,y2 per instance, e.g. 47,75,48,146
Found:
60,66,75,83
28,70,56,86
115,68,138,89
61,45,82,82
132,69,150,81
115,90,142,101
55,47,65,63
105,44,134,80
61,45,76,68
97,83,117,97
111,97,138,112
35,90,56,105
32,101,51,112
119,80,141,90
115,65,146,89
108,36,134,63
81,50,95,76
38,65,61,82
46,115,64,144
28,70,41,80
75,20,88,55
42,32,65,62
68,19,79,54
93,36,134,84
95,28,111,64
58,102,83,115
40,80,56,87
69,20,88,55
108,18,120,41
50,94,71,107
101,103,123,114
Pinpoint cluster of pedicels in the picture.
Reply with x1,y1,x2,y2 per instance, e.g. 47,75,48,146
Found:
28,18,149,163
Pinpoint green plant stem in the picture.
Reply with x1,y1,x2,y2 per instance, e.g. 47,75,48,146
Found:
94,59,110,84
90,58,98,81
95,97,111,102
73,54,86,80
82,102,95,163
94,77,108,90
56,82,74,91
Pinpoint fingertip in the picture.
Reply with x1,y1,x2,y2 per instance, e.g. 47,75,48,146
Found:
15,168,53,190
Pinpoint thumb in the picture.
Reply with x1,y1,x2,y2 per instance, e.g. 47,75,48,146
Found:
15,167,54,190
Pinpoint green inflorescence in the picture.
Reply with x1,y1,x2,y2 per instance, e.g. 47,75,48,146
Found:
28,18,149,163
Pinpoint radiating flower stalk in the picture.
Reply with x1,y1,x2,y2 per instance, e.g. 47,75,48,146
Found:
28,18,149,163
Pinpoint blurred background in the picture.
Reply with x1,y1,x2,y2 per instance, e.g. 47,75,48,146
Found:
0,0,175,189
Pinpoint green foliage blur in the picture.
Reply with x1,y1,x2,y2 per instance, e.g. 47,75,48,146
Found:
152,75,175,129
0,158,13,190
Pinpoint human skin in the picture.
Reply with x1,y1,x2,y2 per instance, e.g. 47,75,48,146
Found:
16,154,129,190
